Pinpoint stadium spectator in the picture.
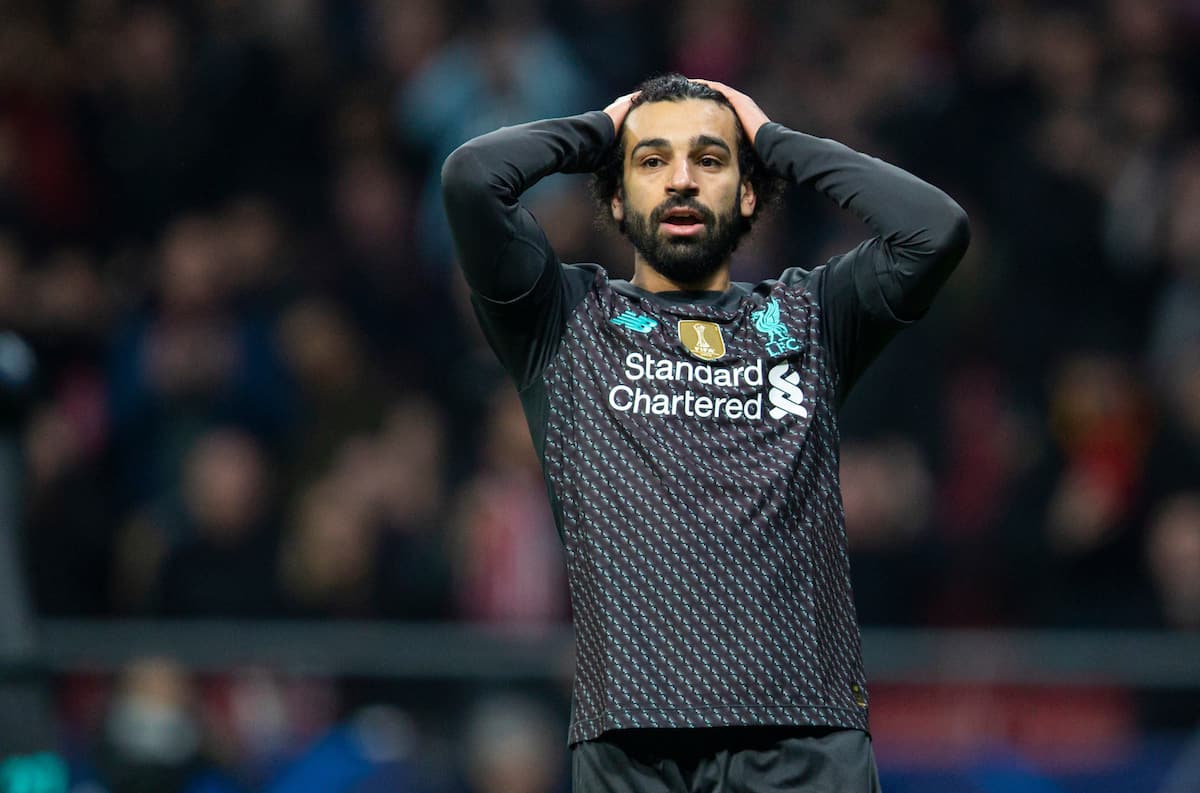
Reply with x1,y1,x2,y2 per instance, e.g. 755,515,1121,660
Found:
395,2,593,265
275,297,391,493
91,657,239,793
449,387,566,624
106,214,295,511
1144,492,1200,631
114,428,282,617
460,694,565,793
277,396,451,619
841,438,939,625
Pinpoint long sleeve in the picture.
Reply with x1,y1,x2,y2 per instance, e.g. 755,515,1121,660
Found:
440,112,614,393
757,123,970,401
440,111,615,302
756,123,969,320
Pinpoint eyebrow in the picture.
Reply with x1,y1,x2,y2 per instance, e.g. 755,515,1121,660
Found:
629,135,733,158
694,135,732,155
629,138,670,158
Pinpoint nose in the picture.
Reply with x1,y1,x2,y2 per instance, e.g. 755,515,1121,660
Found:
667,159,698,195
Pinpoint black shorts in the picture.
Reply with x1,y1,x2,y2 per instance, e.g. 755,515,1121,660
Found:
571,726,882,792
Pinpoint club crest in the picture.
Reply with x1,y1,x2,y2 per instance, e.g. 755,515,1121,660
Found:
752,298,800,356
678,320,726,361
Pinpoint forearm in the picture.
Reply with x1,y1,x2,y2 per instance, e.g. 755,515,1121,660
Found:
441,111,615,300
756,123,969,317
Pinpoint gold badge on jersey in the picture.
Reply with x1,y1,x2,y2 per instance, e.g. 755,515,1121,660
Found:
678,320,726,361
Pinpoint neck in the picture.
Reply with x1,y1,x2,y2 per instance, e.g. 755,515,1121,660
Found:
630,255,731,293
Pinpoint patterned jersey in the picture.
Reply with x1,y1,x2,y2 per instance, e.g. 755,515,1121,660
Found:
474,254,908,743
444,111,969,746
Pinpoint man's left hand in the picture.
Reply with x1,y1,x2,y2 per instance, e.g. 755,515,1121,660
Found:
693,79,771,145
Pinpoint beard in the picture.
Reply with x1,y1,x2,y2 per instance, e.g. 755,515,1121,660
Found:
621,193,746,286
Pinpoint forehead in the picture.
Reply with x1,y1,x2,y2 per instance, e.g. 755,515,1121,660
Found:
621,98,739,154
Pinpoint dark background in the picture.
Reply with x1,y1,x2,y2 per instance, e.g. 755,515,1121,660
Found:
1,0,1199,791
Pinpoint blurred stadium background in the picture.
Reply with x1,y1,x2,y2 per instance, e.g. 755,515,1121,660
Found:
1,0,1199,790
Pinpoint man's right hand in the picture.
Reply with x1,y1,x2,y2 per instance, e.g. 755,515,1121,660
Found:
603,92,639,135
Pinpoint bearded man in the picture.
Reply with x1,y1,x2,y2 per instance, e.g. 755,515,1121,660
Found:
441,74,969,792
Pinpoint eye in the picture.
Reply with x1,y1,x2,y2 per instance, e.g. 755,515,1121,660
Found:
640,156,665,168
698,155,723,168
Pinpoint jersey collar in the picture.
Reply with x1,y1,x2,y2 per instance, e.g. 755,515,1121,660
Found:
610,279,753,316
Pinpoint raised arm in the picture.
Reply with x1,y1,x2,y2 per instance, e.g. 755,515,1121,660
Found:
699,80,970,320
440,105,625,302
440,99,636,389
755,125,969,319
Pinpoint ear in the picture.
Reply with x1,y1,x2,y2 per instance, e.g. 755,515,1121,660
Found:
611,191,625,223
739,178,757,218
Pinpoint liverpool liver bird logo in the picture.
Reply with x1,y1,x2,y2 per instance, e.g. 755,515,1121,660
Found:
752,298,799,356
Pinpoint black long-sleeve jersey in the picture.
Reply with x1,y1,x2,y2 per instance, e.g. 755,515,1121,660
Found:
442,110,969,745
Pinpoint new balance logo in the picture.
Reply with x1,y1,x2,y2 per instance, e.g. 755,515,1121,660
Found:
610,311,658,333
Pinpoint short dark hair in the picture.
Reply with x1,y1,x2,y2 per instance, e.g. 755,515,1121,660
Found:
590,74,785,232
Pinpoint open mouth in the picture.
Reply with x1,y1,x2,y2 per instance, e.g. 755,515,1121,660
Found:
659,207,707,237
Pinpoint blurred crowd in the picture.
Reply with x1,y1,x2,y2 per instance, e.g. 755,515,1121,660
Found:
51,656,573,793
4,0,1200,628
4,0,1200,789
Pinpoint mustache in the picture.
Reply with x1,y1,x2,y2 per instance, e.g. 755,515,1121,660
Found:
649,197,716,226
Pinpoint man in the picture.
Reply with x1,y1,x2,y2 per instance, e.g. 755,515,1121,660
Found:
441,75,968,791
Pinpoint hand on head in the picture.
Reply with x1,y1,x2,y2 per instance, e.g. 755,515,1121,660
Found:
689,79,771,145
604,80,771,145
603,91,639,132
